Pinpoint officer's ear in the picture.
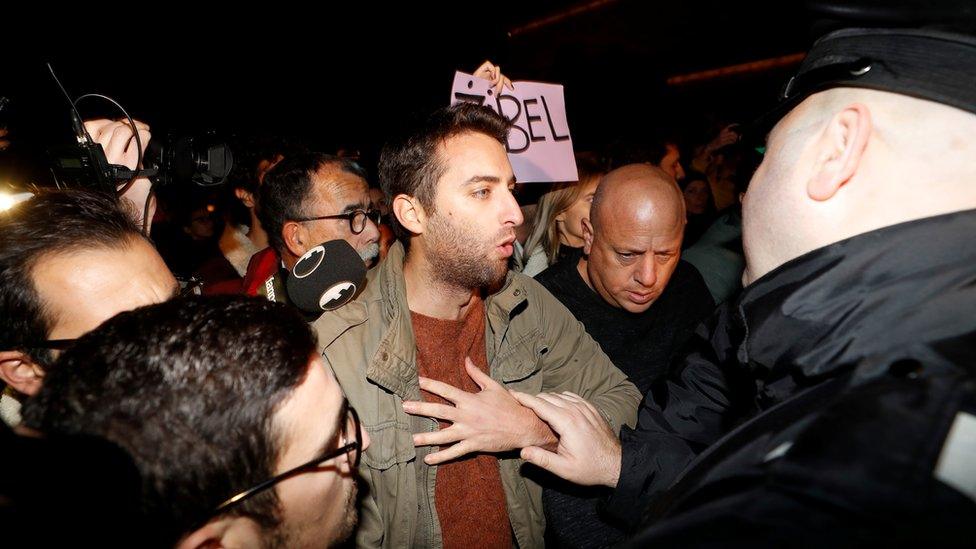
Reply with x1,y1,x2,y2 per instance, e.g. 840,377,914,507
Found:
807,103,872,201
392,194,426,237
0,350,46,397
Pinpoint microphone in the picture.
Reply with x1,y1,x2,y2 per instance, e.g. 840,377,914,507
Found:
286,240,367,317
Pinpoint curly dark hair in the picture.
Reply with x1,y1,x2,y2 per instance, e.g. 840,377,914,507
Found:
21,295,317,546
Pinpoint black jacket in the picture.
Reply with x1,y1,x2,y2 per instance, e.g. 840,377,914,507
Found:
610,210,976,547
536,259,714,394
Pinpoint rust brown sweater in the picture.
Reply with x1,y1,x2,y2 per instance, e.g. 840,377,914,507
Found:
411,296,512,549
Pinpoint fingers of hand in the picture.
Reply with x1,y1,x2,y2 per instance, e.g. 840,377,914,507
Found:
402,400,457,422
424,440,473,465
413,426,464,447
417,376,465,403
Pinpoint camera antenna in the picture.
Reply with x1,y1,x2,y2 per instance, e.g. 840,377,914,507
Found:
46,63,154,235
47,63,93,144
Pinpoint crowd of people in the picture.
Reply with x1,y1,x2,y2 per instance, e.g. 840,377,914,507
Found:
2,12,976,549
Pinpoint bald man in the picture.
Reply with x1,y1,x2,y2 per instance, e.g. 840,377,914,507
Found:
536,164,714,395
534,164,714,547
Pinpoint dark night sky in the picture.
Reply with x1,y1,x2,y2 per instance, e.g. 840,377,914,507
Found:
2,2,817,186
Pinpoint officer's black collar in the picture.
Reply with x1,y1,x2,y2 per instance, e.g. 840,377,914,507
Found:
735,209,976,379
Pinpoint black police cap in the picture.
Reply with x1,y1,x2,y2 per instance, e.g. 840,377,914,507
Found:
752,1,976,133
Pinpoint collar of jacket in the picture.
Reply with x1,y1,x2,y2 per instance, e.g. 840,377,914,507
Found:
735,208,976,380
321,240,530,399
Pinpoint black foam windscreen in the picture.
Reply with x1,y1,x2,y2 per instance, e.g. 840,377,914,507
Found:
286,240,367,316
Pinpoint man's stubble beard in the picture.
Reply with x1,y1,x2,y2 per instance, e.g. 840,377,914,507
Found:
265,481,359,549
424,213,509,291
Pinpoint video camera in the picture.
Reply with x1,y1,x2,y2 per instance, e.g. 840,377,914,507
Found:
46,65,233,194
49,128,233,193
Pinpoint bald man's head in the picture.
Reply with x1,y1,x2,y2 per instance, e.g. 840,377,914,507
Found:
581,164,687,313
590,164,685,234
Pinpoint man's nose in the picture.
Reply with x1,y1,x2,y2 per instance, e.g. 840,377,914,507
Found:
634,257,657,288
361,216,381,243
502,187,523,227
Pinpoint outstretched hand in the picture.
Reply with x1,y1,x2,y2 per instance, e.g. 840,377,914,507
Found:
403,357,556,465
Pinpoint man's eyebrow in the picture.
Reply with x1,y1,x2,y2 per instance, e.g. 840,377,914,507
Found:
464,175,500,185
615,247,646,255
340,201,367,213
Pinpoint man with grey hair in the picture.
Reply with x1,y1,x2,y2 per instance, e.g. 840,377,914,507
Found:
244,152,381,302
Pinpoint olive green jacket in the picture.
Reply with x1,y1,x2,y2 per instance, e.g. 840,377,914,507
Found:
314,242,641,548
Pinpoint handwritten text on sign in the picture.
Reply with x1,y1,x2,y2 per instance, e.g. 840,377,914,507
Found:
450,72,578,183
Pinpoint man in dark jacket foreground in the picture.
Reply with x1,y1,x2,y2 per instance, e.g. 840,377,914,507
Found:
513,22,976,547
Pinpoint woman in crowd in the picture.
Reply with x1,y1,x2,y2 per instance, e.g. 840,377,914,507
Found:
519,157,603,277
679,169,716,249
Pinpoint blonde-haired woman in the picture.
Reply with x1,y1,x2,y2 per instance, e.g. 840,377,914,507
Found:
520,160,603,277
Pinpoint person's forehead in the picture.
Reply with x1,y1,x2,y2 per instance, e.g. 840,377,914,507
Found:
312,168,369,206
599,202,683,246
437,132,513,184
32,238,177,338
579,177,601,195
601,220,682,250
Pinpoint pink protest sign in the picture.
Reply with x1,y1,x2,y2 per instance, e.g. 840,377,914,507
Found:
450,72,578,183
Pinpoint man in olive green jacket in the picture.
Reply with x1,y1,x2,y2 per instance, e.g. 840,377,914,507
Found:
314,103,640,548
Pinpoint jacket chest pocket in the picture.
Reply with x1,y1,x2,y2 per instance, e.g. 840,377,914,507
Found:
360,395,419,471
494,332,549,394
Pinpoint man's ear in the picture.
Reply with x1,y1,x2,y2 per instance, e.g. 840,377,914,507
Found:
282,221,309,258
176,515,264,549
392,194,426,237
234,188,256,209
0,350,45,397
581,217,595,255
808,103,872,201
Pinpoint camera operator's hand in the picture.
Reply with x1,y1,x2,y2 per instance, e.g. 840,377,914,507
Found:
84,119,154,232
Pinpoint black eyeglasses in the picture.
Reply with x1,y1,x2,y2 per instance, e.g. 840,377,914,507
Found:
292,209,381,235
212,399,362,515
29,338,76,351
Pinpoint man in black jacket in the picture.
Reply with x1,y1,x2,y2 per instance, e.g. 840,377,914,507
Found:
514,21,976,547
535,163,714,395
534,163,715,548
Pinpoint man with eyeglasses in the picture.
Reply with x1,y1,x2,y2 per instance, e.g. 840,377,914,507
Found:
19,296,370,548
244,152,381,304
0,188,178,428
